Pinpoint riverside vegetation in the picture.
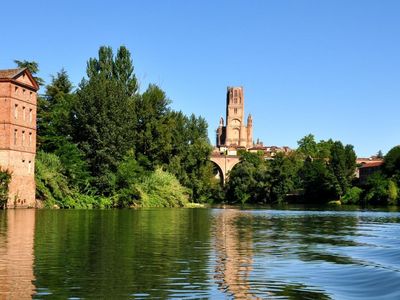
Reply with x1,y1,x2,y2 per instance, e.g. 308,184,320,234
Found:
3,45,399,208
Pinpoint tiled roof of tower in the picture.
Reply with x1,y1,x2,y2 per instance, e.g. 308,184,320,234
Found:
0,68,25,79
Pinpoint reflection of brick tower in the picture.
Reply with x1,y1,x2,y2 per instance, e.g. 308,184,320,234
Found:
216,87,253,148
0,68,39,207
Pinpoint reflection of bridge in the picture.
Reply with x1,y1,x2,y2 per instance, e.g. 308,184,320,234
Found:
210,153,241,184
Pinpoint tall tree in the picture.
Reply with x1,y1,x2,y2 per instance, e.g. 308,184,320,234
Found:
73,46,137,193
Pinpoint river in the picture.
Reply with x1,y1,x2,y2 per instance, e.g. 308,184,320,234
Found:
0,208,400,299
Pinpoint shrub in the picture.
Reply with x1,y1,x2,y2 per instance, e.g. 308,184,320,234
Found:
134,168,190,207
342,187,363,204
0,169,11,209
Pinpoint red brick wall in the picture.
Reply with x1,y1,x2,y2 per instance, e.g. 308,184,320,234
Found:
0,74,37,208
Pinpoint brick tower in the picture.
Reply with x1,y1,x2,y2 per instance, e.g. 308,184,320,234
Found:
0,68,39,208
216,86,253,148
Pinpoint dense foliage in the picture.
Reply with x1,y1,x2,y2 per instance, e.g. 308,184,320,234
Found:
31,46,214,208
225,135,399,206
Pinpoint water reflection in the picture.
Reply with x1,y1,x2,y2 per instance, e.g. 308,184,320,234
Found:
213,209,257,299
33,209,212,299
0,210,35,299
1,208,400,299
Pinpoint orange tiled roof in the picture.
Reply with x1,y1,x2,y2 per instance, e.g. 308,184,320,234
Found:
359,161,384,168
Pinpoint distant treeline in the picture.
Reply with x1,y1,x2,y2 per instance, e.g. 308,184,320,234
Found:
8,45,400,208
224,135,400,206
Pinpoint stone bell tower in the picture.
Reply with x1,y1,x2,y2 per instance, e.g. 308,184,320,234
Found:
216,86,253,148
0,68,39,208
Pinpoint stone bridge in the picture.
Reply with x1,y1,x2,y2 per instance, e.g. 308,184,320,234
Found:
210,153,241,185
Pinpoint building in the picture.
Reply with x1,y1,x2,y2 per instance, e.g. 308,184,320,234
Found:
0,68,39,208
356,157,384,185
216,87,253,149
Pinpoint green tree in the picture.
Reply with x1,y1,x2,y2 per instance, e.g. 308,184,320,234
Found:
364,172,392,205
14,59,45,86
38,69,75,151
265,153,302,204
383,146,400,184
72,46,137,193
297,134,319,158
225,152,264,204
300,158,336,203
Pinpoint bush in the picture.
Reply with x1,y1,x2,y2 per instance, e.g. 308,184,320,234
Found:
63,194,113,209
35,151,73,207
134,168,190,207
342,187,363,204
0,168,11,209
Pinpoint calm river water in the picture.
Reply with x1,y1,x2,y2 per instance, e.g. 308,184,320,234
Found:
1,208,400,299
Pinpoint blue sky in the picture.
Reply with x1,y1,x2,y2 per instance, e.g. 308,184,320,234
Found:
2,0,399,157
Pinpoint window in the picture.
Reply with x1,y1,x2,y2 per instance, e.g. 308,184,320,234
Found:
234,98,237,104
23,89,26,95
234,90,237,97
28,161,32,174
14,86,18,94
29,91,32,99
29,109,33,123
14,104,18,119
22,131,25,145
234,108,238,114
29,132,32,145
23,107,26,121
14,130,17,145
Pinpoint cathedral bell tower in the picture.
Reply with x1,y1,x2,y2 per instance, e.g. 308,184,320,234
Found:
216,86,253,149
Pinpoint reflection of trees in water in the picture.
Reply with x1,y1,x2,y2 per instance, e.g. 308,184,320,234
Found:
33,209,211,298
213,209,260,299
0,210,35,299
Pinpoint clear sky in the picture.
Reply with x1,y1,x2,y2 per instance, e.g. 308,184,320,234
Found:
2,0,399,157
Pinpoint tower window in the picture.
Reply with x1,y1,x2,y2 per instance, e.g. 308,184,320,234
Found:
22,131,25,145
29,132,32,145
23,106,26,120
234,98,237,104
234,108,238,114
29,109,33,123
28,161,32,174
14,130,17,145
14,104,18,119
234,90,237,97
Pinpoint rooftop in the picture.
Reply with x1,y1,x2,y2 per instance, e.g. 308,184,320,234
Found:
0,68,25,79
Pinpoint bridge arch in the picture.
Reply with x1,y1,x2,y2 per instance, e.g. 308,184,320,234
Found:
209,154,241,185
210,161,224,185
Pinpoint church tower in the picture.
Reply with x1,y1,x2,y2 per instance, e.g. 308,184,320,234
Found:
0,68,39,207
216,86,253,148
